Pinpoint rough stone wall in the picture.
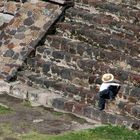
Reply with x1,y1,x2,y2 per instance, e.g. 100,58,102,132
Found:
15,0,140,129
0,0,65,81
0,0,139,130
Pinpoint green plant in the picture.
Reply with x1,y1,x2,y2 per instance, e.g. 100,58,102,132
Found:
23,100,32,108
21,125,140,140
0,105,12,114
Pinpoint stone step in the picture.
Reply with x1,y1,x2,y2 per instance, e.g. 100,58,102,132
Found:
50,96,140,123
26,57,91,87
105,99,140,119
75,0,140,7
17,70,140,120
89,60,140,87
25,54,140,98
44,35,140,71
36,44,92,69
26,50,140,86
56,22,140,57
17,67,140,106
5,81,140,130
65,7,140,40
74,0,140,23
17,70,96,105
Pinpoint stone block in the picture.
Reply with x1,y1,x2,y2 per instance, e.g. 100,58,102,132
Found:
77,59,95,72
131,106,140,119
108,114,117,124
83,106,94,118
130,87,140,99
73,103,88,115
100,111,108,124
64,101,76,112
65,84,79,95
117,101,127,110
52,51,65,60
44,79,56,88
52,98,66,110
60,68,72,80
0,80,11,94
10,83,28,99
131,122,140,130
42,62,52,74
91,108,101,121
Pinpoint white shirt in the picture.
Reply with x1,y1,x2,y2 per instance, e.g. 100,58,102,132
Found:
99,82,120,92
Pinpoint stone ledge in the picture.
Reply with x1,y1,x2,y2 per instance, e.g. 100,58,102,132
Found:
1,81,139,130
48,0,74,6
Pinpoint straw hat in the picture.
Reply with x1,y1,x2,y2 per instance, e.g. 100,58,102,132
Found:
102,73,114,82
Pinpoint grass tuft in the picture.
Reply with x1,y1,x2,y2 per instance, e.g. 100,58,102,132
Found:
0,105,12,114
21,125,140,140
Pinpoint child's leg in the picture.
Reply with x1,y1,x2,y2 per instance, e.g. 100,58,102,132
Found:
98,90,108,110
109,90,114,100
98,97,106,110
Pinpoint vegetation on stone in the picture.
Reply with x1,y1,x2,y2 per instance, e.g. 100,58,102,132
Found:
0,105,12,114
1,123,140,140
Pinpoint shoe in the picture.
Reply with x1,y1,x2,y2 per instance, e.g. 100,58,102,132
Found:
98,107,104,111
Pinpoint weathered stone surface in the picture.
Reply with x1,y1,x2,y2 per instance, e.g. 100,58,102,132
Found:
23,17,34,26
52,98,66,110
0,80,11,94
0,1,64,81
3,49,15,57
131,106,140,119
3,1,21,15
43,62,52,74
0,0,140,130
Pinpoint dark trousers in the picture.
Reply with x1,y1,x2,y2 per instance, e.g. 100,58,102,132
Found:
98,85,120,110
98,89,114,110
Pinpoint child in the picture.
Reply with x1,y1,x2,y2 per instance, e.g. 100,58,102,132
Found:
98,73,121,110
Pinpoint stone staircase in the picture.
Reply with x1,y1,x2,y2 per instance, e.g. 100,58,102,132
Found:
0,0,139,130
13,0,140,129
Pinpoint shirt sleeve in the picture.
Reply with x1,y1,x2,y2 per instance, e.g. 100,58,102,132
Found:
108,83,120,86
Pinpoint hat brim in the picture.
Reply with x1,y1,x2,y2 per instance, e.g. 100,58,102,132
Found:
102,74,114,82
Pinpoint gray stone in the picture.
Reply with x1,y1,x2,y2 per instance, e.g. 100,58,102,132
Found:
83,106,93,118
3,49,14,57
65,84,79,95
30,26,40,31
27,58,36,68
131,123,140,130
117,101,127,110
131,106,140,118
130,87,140,99
91,108,101,121
60,68,72,80
43,62,52,74
44,79,56,88
24,17,34,26
15,33,25,40
52,98,65,110
27,11,33,17
36,46,46,54
100,111,108,124
108,114,117,124
52,51,65,59
17,26,26,32
9,29,16,35
12,53,19,60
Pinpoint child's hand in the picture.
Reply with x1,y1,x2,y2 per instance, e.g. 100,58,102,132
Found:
95,84,100,90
